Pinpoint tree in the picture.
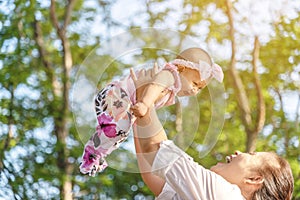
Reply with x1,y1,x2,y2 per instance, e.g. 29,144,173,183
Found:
1,0,299,199
225,0,265,152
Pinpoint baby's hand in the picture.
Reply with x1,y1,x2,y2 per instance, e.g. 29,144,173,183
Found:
130,63,159,101
131,102,149,117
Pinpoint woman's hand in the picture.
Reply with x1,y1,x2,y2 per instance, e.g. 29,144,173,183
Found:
131,101,148,117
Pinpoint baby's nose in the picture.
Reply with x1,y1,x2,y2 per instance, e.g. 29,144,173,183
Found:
192,87,198,93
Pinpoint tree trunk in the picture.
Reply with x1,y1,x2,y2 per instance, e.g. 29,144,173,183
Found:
0,84,14,170
295,93,300,132
49,1,75,199
252,36,265,133
225,0,265,152
225,0,252,129
274,88,291,157
246,131,258,153
248,36,265,152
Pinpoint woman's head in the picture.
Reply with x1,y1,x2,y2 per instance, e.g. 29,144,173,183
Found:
252,152,294,200
210,151,294,200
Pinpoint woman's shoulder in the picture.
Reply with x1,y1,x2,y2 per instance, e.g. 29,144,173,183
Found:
212,172,245,199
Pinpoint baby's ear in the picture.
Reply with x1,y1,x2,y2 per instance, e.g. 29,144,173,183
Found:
177,64,185,73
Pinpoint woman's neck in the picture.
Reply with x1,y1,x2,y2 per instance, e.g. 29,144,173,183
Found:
241,189,253,200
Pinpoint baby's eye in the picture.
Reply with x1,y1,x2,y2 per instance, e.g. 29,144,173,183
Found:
193,82,203,90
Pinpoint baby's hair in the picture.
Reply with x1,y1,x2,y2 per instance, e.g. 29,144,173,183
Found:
176,47,213,66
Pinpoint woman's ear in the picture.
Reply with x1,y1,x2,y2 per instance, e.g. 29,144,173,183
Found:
245,175,264,186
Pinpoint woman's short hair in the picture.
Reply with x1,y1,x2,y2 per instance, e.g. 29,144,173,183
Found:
252,152,294,200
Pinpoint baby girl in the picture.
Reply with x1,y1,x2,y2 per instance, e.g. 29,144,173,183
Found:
79,47,224,176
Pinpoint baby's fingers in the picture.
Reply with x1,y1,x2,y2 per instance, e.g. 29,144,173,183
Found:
130,68,137,82
151,62,159,77
130,105,139,116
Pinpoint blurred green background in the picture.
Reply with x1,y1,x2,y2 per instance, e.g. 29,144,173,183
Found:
0,0,299,199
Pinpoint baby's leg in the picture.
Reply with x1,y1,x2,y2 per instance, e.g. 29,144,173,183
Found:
80,84,133,176
79,127,126,176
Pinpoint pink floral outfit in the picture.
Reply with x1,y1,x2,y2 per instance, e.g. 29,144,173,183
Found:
79,63,181,176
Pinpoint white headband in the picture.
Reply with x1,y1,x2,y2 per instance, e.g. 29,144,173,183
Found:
171,59,224,83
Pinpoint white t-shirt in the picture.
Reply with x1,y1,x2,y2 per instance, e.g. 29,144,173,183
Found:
152,140,246,200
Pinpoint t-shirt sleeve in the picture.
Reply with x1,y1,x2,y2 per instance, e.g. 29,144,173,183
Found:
152,140,245,200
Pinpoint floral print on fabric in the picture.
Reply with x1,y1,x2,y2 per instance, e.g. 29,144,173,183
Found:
97,113,117,138
80,138,108,176
80,84,133,176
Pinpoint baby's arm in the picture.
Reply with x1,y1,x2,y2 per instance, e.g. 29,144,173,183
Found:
132,69,175,117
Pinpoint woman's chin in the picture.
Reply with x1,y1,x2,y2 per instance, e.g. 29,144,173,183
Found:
210,162,225,173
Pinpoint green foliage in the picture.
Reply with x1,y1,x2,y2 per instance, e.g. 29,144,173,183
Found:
0,0,299,199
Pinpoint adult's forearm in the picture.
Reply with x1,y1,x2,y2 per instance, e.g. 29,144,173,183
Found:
133,136,165,196
134,107,168,166
133,107,167,196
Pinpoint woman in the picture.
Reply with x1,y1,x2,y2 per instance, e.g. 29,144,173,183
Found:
131,66,294,200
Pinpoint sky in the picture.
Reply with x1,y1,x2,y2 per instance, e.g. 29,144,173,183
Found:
0,0,299,198
79,0,300,119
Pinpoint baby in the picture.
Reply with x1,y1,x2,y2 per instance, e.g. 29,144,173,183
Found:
79,47,224,176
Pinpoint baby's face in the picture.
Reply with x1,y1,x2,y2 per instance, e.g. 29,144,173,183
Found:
177,68,206,97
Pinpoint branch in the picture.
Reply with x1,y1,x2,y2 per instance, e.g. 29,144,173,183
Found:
0,84,14,171
50,0,62,37
50,0,77,38
225,0,252,131
33,19,52,70
63,0,76,30
252,36,265,133
295,92,300,131
50,0,75,138
48,2,75,198
278,89,284,110
33,19,61,97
